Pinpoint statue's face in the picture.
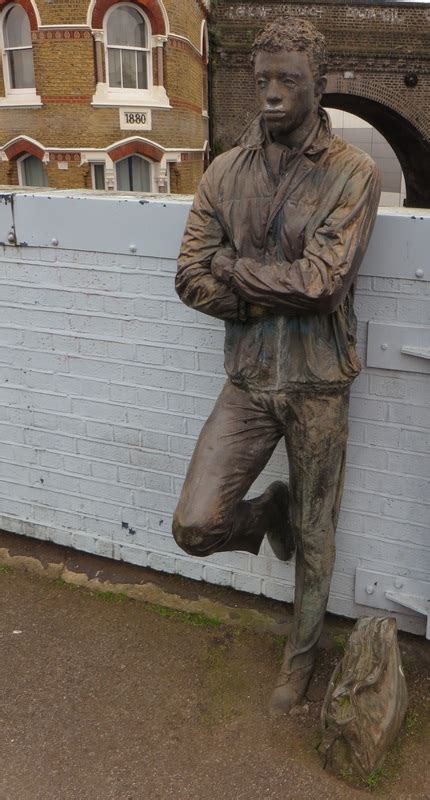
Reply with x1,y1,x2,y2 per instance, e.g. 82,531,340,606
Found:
254,49,322,140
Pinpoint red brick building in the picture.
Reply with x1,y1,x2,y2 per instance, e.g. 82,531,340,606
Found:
0,0,210,193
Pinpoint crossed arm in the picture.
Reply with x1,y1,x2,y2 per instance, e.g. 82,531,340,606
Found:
176,158,381,321
175,169,246,321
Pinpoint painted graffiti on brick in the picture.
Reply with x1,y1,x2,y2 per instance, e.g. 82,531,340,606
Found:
225,4,324,19
346,7,400,23
224,3,404,23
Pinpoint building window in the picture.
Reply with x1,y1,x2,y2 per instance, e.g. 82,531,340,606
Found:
3,4,35,90
106,5,150,91
91,1,169,109
18,154,48,187
116,155,151,192
92,162,106,190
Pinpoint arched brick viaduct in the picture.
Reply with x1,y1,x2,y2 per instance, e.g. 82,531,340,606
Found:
210,1,430,207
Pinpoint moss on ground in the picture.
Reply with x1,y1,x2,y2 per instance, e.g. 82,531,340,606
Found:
50,577,220,622
198,631,251,726
332,634,348,655
146,602,222,629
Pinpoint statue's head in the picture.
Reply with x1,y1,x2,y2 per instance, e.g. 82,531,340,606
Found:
252,19,327,80
252,18,327,144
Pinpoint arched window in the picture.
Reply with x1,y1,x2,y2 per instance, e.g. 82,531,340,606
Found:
3,4,35,90
91,1,169,109
115,154,151,192
18,154,48,187
105,5,150,91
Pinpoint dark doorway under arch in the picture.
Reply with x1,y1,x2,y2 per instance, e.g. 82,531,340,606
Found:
322,94,430,209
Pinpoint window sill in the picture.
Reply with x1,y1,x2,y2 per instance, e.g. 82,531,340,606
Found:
91,84,171,110
0,94,42,108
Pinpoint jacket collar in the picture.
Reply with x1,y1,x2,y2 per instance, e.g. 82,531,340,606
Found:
236,106,332,156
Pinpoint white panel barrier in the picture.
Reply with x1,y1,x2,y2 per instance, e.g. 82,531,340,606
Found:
0,190,428,636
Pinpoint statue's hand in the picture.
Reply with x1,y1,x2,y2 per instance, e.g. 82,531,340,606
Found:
211,245,237,286
234,258,267,318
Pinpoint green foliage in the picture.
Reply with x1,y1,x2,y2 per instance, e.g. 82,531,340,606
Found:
147,603,221,629
365,766,385,789
52,578,79,592
332,633,348,654
273,634,287,664
50,578,220,624
404,710,419,735
199,631,246,725
209,25,221,50
0,564,12,573
52,579,126,602
339,695,351,711
90,590,128,604
210,138,224,159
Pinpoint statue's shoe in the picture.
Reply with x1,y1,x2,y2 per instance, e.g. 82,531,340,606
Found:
264,481,295,562
270,660,315,716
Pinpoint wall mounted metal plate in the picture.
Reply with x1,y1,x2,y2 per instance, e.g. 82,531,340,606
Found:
360,209,430,280
0,193,15,246
6,194,430,279
355,567,430,639
367,321,430,373
12,192,191,259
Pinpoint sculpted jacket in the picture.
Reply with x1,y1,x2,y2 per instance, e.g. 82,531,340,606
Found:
176,109,381,393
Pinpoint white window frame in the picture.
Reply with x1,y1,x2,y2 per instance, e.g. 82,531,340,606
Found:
0,3,41,107
17,152,47,187
81,147,172,193
114,153,155,193
105,3,151,93
91,4,170,109
90,161,106,190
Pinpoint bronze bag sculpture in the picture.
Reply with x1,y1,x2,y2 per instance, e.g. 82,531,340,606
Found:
173,18,381,713
319,617,408,777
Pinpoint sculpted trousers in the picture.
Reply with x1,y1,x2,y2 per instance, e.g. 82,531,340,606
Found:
173,380,349,665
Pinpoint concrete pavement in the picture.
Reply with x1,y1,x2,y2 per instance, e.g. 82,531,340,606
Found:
0,533,429,800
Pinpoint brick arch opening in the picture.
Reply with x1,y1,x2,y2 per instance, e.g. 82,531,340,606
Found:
323,93,430,209
4,137,44,161
108,140,163,162
0,0,39,31
91,0,166,36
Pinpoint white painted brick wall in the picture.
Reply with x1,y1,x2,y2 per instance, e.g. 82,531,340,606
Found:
0,194,428,636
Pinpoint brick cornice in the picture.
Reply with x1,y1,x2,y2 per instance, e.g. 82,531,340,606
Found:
49,152,81,163
4,138,44,161
168,36,204,63
33,29,93,42
108,140,164,162
0,0,38,31
91,0,166,36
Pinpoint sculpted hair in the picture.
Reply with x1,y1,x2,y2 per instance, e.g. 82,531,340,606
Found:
252,19,327,78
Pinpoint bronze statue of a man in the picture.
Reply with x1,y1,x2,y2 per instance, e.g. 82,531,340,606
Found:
172,18,380,713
